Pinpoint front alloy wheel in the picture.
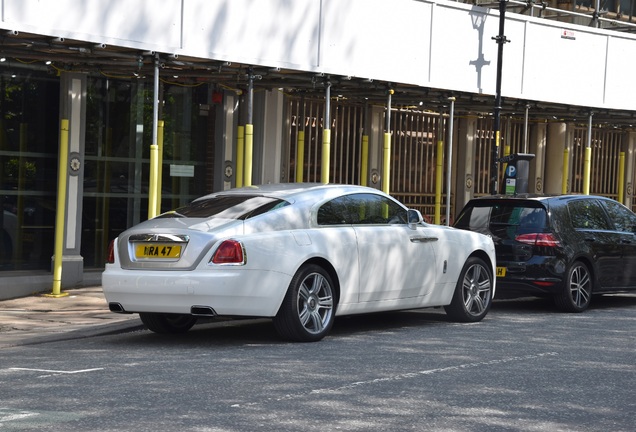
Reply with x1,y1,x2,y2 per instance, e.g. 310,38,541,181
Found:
273,264,335,342
554,261,592,312
444,257,493,322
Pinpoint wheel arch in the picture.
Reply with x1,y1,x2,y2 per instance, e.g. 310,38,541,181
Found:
469,250,494,276
569,255,597,291
299,257,341,307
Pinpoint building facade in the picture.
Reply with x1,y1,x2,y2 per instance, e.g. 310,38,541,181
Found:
1,0,636,298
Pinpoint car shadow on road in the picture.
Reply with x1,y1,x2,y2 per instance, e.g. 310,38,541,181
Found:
491,293,636,313
102,294,636,348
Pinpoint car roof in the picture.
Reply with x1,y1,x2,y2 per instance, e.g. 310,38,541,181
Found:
468,193,611,203
193,183,391,203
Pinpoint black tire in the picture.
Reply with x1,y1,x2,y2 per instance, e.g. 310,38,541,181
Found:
139,312,198,334
273,264,336,342
444,256,493,322
554,261,592,312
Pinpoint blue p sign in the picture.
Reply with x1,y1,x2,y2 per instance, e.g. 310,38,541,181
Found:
505,165,517,178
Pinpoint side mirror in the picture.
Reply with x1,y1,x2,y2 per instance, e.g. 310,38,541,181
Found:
407,209,424,229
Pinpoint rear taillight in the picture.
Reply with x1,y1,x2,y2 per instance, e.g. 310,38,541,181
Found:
515,233,560,247
210,239,245,265
107,239,116,264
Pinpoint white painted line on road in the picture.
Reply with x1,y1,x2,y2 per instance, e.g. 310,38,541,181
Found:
8,367,103,374
0,410,40,422
230,352,559,408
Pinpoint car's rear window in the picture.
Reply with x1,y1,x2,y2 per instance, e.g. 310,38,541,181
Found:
156,195,289,220
455,201,548,237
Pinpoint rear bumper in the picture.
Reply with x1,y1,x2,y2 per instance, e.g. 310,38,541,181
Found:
102,267,292,317
495,257,566,298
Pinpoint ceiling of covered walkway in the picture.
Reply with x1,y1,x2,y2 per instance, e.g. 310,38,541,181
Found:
2,30,636,129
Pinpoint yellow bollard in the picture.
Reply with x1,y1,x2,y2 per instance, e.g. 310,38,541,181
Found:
48,119,70,298
156,120,164,215
296,130,305,183
360,135,369,186
148,143,158,219
618,151,625,204
435,140,443,225
244,124,253,187
236,126,244,188
382,132,391,194
321,129,331,184
583,147,591,195
561,148,569,195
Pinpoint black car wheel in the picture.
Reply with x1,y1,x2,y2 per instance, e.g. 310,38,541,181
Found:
139,312,198,333
554,261,592,312
273,264,335,342
444,256,493,322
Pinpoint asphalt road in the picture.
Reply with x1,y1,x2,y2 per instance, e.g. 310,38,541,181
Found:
1,295,635,432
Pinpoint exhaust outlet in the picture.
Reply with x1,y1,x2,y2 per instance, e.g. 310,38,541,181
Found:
191,305,217,316
109,302,130,314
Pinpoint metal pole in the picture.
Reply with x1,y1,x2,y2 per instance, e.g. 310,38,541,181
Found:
583,112,593,195
156,120,164,215
523,104,530,154
491,0,510,195
446,97,455,226
244,69,254,186
321,79,331,184
148,55,160,218
50,119,70,297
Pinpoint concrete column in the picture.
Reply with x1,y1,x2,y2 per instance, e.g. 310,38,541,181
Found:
454,116,477,214
529,121,547,193
53,73,87,286
624,132,636,209
544,122,568,194
215,92,236,190
259,90,285,184
365,105,385,190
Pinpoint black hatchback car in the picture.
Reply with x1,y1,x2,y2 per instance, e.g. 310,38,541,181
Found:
454,194,636,312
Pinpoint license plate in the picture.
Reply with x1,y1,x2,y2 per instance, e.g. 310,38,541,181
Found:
496,266,506,277
135,243,182,259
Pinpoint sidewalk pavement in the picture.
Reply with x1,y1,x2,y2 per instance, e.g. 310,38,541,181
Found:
0,286,143,349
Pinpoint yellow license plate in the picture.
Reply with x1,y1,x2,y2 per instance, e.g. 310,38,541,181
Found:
135,244,182,259
496,266,506,277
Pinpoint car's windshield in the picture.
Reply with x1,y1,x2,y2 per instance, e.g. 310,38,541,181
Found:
156,195,289,220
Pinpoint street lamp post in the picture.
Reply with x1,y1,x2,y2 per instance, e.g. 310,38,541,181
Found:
491,0,510,195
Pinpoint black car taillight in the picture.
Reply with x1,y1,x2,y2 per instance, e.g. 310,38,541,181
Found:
515,233,560,247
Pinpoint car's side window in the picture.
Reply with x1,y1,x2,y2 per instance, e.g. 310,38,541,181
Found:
317,197,352,225
568,199,611,230
602,200,636,232
317,194,407,226
347,193,407,225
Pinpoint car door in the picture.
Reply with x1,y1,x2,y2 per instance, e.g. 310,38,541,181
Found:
599,199,636,288
343,193,437,303
567,198,622,289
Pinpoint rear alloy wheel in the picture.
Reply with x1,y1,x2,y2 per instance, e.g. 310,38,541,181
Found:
273,264,335,342
139,313,198,334
554,261,592,312
444,257,493,322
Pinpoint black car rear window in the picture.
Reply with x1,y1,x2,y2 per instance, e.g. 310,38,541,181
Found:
156,195,289,220
455,201,548,236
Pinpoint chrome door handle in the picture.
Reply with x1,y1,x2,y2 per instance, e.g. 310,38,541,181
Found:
410,237,438,243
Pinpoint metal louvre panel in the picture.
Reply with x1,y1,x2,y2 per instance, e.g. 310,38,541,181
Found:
286,98,363,185
474,118,527,197
571,127,621,198
389,110,443,221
